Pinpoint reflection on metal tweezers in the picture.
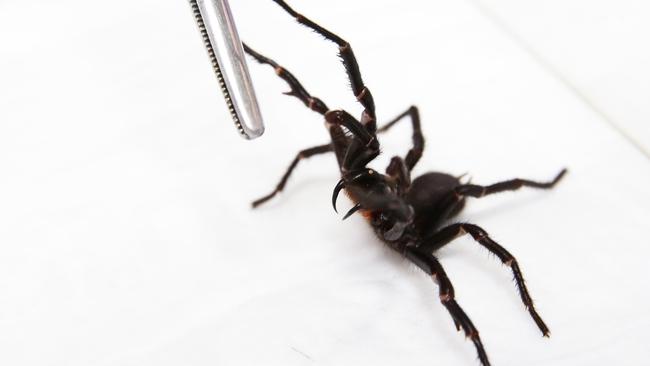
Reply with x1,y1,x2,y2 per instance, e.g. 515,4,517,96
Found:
189,0,264,139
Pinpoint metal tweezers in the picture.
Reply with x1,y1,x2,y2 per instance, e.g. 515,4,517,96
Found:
189,0,264,139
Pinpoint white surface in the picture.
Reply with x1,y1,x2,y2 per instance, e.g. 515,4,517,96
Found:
0,1,649,365
475,0,650,155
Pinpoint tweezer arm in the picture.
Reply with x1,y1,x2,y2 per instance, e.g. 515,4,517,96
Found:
189,0,264,139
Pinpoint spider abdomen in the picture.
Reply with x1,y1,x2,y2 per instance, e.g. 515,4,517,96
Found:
406,172,465,236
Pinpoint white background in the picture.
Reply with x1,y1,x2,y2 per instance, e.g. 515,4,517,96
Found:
1,1,649,365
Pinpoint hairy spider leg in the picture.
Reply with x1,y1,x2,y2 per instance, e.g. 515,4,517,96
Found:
243,43,329,115
271,0,382,169
454,169,567,198
406,248,491,366
243,43,350,168
378,106,424,171
271,0,377,129
425,170,568,231
418,223,550,336
243,44,380,205
249,0,386,176
247,104,419,207
252,144,333,208
244,41,377,168
410,171,566,334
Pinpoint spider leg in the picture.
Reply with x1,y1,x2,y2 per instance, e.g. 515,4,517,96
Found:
454,169,567,199
385,156,411,194
418,223,550,337
243,44,371,171
406,248,491,366
428,169,567,225
270,0,377,129
422,169,567,232
243,43,329,115
324,110,380,172
378,106,424,171
252,143,333,208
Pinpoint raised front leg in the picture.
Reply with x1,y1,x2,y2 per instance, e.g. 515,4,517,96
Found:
243,43,329,115
270,0,377,129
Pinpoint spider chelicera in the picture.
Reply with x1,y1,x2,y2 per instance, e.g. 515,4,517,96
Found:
245,1,566,365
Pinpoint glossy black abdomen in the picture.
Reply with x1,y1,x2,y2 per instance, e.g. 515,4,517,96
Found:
406,172,464,237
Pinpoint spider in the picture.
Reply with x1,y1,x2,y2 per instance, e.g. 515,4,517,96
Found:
244,1,566,365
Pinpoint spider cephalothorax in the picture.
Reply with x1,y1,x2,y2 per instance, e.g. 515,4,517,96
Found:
246,1,566,365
